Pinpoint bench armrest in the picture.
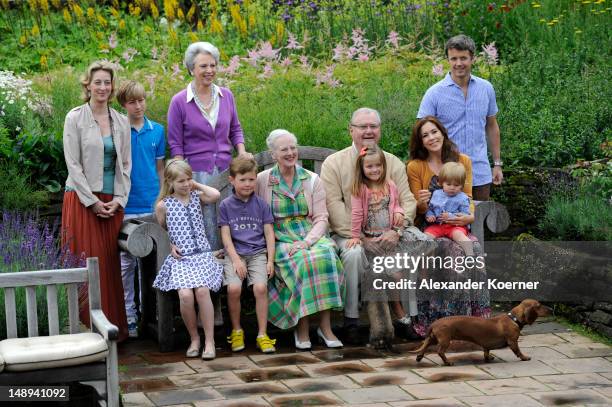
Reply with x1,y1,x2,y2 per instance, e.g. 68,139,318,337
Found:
91,309,119,341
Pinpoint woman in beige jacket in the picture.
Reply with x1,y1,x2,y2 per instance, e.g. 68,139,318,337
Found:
61,61,131,341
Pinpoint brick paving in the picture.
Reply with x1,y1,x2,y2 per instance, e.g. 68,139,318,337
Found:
119,320,612,406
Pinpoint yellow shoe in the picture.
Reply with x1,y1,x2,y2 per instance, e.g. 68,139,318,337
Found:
227,329,245,352
256,334,277,353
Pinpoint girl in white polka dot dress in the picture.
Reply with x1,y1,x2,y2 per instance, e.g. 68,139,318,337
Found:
154,159,223,360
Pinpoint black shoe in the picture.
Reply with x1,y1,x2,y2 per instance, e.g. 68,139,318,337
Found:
342,324,363,346
394,321,423,341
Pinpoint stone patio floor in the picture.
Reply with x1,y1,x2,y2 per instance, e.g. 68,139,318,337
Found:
118,318,612,406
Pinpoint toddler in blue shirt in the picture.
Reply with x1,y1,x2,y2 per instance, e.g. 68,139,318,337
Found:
424,162,474,255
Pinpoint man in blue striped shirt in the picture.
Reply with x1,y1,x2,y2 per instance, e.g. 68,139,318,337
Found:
417,34,503,200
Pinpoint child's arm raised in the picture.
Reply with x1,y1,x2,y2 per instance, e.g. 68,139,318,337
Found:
220,225,247,279
192,181,221,204
263,223,275,278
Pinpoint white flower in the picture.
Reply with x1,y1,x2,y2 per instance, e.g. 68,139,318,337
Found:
15,126,21,132
8,99,14,104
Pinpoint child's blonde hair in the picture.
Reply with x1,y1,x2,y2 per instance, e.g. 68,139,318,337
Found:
116,80,146,106
157,158,193,204
352,145,387,196
438,162,466,186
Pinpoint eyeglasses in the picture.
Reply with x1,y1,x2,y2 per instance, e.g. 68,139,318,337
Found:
350,123,380,130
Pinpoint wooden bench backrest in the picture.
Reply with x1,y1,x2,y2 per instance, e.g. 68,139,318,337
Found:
0,258,100,339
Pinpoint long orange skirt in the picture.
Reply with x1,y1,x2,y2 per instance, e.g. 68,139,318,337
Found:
61,191,128,341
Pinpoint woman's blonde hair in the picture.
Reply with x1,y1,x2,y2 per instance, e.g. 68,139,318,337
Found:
157,158,193,204
352,145,387,196
81,60,117,102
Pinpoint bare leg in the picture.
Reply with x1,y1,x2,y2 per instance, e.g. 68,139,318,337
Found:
318,310,339,341
451,230,474,256
227,284,242,331
195,287,215,354
253,283,269,336
296,316,310,342
178,289,200,350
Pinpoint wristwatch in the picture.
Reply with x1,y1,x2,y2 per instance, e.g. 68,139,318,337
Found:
493,160,503,167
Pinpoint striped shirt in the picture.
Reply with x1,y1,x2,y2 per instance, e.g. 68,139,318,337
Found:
417,72,498,186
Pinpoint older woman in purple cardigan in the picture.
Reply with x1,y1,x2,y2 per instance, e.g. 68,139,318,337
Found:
167,41,250,250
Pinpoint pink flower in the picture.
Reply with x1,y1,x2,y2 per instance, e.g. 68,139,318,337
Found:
332,42,347,61
171,63,181,77
280,57,292,67
257,41,280,60
151,47,158,60
144,74,156,96
299,55,310,70
122,48,138,63
386,31,400,49
259,62,274,79
482,42,498,65
358,54,369,62
286,32,302,50
432,64,444,76
108,33,118,49
245,49,260,67
316,64,341,88
222,55,241,76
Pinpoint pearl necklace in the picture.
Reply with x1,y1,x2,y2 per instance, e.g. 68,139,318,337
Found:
191,82,216,112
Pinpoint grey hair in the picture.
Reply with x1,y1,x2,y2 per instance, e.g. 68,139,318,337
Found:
266,129,298,151
350,107,381,125
184,42,220,74
445,34,476,57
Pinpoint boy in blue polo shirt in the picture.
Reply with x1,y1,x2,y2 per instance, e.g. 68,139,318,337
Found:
117,80,166,338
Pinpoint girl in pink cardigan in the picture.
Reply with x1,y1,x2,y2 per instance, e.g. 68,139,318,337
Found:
347,145,413,326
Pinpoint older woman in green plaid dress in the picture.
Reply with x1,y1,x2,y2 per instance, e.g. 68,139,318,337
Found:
256,129,345,349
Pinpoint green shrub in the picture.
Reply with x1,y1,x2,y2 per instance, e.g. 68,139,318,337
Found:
539,181,611,241
0,165,48,211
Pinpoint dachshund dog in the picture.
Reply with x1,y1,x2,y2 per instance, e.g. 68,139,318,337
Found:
413,299,553,366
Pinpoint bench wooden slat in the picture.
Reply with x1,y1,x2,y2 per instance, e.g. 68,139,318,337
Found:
67,283,80,334
4,287,18,338
0,269,88,288
46,284,60,336
25,286,38,337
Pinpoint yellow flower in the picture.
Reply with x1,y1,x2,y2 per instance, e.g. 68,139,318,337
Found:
276,21,285,42
119,19,126,30
96,31,104,40
72,4,84,20
210,0,218,13
51,0,60,9
87,7,95,20
110,7,119,18
151,3,159,19
210,15,223,34
197,19,204,31
40,55,48,70
27,0,37,13
164,0,176,21
177,8,185,21
144,25,153,34
220,49,228,61
189,32,198,43
187,4,196,21
97,15,108,27
1,0,9,10
63,8,72,24
40,0,49,14
31,24,40,37
249,14,256,29
19,34,27,46
131,6,141,17
168,27,178,42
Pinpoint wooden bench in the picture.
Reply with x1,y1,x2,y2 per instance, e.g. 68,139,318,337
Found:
119,146,510,351
0,257,119,407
